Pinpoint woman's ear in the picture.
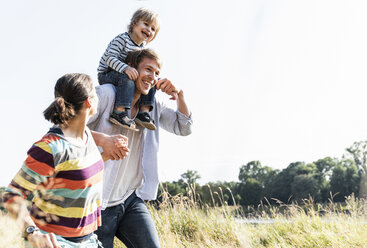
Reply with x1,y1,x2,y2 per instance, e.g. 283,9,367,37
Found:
85,97,92,108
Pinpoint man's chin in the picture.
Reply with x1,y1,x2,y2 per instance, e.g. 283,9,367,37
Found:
141,88,151,95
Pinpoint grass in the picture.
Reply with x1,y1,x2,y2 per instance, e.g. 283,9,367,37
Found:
0,212,24,248
245,195,367,248
3,187,367,247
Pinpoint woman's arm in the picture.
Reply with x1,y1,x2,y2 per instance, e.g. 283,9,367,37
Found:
91,131,129,160
3,140,61,247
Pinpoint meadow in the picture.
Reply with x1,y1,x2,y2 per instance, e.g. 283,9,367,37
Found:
2,188,367,248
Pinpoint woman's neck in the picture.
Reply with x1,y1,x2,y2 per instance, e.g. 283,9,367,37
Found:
60,113,88,143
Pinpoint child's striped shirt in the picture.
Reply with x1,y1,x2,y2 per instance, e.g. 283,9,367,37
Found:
97,32,144,74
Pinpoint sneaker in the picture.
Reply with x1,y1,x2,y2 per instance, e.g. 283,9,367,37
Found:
109,111,139,131
135,112,156,130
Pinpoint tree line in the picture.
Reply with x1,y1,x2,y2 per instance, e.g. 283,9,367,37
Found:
1,141,367,208
156,141,367,206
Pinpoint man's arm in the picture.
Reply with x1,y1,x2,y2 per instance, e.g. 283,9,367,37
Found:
91,130,129,160
176,90,190,118
157,78,190,117
156,78,192,136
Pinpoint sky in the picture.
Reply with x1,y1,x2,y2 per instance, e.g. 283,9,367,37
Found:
1,0,367,186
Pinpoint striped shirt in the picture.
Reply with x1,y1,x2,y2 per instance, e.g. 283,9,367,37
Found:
3,127,104,237
97,32,144,74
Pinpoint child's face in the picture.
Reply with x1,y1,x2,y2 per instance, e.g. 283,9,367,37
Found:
131,20,156,45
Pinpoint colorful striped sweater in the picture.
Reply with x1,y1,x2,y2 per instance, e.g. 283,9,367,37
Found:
3,127,104,237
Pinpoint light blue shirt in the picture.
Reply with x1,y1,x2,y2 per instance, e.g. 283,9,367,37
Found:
88,84,193,209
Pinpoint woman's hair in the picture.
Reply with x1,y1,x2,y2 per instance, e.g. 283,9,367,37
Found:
126,48,162,70
128,8,160,43
43,73,94,126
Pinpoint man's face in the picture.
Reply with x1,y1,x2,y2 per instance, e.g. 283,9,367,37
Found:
135,57,160,95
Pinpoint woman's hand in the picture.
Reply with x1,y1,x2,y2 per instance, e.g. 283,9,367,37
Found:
102,134,129,160
27,231,61,248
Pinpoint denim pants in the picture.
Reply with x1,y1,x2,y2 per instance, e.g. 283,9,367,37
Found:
98,71,156,111
95,192,160,248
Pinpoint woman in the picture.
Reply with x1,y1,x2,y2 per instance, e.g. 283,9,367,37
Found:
3,73,104,248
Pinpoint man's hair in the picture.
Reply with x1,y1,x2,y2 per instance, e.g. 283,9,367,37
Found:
128,8,160,43
126,48,162,69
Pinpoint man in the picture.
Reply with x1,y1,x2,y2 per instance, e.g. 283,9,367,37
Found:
89,48,192,248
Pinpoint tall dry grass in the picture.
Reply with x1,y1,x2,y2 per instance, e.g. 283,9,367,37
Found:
3,186,367,247
0,212,25,248
113,187,367,248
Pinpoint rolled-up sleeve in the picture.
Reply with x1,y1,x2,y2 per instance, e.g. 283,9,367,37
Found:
158,101,193,136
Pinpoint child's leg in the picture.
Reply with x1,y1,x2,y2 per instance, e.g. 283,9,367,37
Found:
98,70,121,86
135,86,157,130
114,73,135,112
109,73,138,131
139,86,156,112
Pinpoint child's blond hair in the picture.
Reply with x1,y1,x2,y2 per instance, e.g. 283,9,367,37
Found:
128,8,160,43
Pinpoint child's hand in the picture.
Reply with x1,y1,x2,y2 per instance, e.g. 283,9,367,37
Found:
124,67,139,81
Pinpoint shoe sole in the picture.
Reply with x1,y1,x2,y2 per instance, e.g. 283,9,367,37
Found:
109,117,139,132
135,118,156,130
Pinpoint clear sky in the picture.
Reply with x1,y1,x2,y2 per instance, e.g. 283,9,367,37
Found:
1,0,367,187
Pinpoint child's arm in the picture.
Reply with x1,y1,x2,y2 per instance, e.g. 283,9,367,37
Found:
124,66,139,81
105,35,130,74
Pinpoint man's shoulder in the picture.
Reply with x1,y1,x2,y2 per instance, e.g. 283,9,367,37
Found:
96,84,116,97
95,84,116,108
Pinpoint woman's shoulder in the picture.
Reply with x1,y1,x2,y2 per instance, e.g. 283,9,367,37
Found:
30,128,65,154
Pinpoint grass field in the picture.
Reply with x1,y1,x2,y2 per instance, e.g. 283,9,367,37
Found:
2,189,367,247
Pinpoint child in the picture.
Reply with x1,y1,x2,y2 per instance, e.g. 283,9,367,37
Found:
97,8,160,131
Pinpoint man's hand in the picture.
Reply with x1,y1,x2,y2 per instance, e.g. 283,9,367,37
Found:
101,134,129,160
27,231,60,248
124,66,139,81
157,78,180,100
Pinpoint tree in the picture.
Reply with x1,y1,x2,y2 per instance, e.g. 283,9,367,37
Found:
345,141,367,198
313,157,338,201
270,162,323,203
237,161,277,206
237,178,264,206
181,170,201,185
291,174,319,202
329,159,360,202
239,161,273,183
199,181,239,207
